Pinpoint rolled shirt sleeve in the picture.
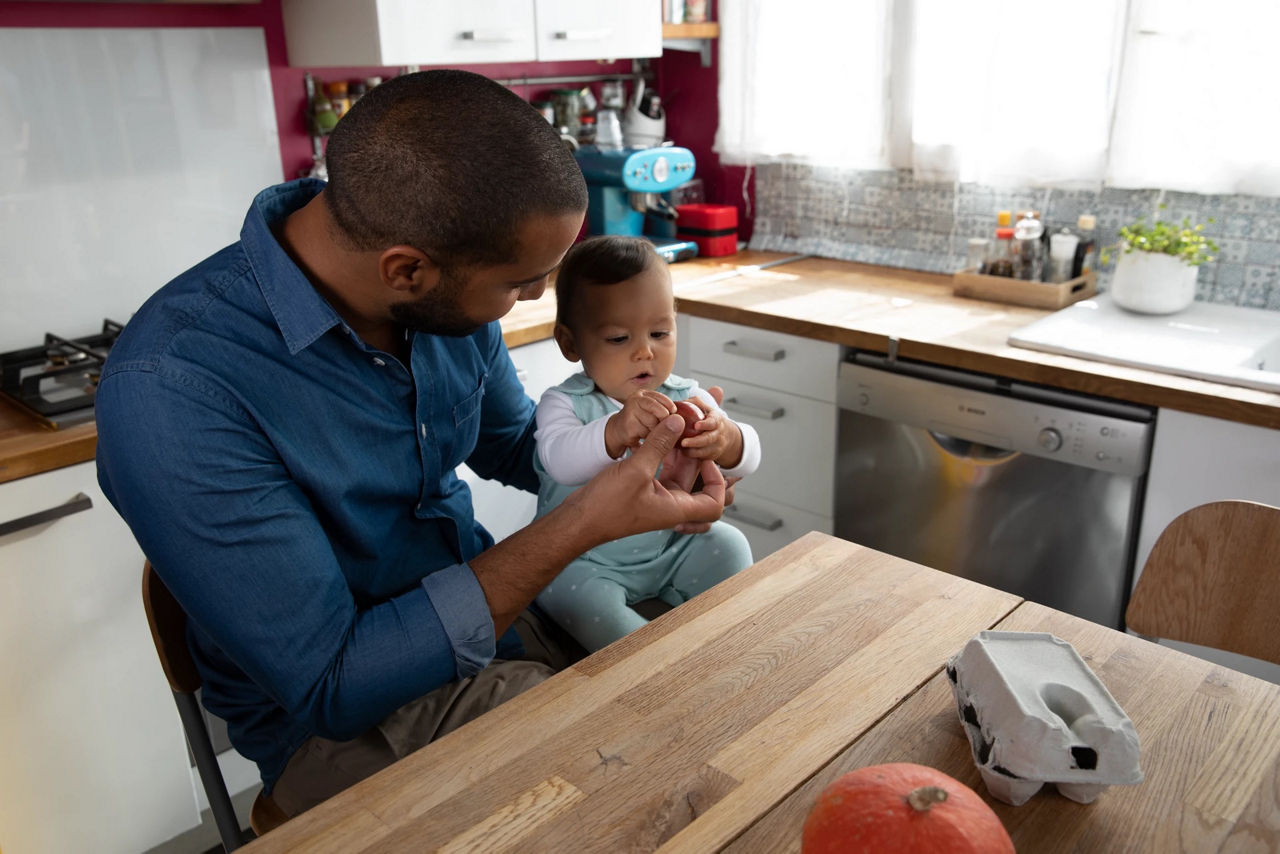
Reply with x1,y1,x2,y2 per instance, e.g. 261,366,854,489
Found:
420,562,497,678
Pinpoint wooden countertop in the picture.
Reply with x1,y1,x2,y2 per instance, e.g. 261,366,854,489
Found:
5,252,1278,485
242,532,1280,853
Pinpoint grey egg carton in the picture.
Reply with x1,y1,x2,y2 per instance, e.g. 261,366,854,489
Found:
946,631,1143,806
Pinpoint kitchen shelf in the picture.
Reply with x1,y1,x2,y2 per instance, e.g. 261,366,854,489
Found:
662,21,718,66
662,22,720,39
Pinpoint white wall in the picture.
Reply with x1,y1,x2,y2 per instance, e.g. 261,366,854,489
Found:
0,28,281,351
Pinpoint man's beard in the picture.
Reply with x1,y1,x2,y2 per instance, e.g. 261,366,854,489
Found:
389,268,483,338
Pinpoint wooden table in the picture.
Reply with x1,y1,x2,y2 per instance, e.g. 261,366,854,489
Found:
243,533,1280,853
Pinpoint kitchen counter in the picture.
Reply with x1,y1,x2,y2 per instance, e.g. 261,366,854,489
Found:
5,252,1279,485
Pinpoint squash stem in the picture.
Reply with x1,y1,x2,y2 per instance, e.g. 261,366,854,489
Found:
906,786,949,812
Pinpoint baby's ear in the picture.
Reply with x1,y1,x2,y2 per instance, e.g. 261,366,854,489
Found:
553,323,580,362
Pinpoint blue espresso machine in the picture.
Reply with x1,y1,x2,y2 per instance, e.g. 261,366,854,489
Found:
573,145,699,262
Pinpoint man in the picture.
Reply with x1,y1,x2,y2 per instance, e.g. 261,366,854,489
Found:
96,70,726,817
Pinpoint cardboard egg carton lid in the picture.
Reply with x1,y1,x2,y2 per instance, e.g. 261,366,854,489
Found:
947,631,1143,806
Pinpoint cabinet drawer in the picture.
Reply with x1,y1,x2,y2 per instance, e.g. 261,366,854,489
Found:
684,316,838,402
534,0,660,61
691,370,836,517
722,494,832,561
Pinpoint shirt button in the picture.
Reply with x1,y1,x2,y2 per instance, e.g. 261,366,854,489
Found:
372,357,386,367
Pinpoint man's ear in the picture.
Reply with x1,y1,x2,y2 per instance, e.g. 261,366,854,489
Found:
553,322,580,362
378,245,440,294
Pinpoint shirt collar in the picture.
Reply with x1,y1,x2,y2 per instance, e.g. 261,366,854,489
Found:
240,179,344,355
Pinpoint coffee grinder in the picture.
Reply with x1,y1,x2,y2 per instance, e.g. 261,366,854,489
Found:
573,145,700,262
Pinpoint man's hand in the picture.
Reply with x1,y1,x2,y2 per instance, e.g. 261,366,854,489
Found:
565,413,725,545
604,389,676,459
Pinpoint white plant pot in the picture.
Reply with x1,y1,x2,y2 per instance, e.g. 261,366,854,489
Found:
1109,251,1198,315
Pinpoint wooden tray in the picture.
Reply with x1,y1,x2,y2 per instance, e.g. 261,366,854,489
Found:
953,268,1097,309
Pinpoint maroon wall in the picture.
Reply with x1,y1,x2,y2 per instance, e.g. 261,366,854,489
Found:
653,40,753,241
0,1,750,233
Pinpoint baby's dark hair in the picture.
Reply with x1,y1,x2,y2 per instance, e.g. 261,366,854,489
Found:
554,236,663,330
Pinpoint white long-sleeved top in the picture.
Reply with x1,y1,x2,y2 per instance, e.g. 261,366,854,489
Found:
534,379,762,486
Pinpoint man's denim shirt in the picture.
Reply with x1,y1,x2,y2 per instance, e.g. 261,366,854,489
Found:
96,180,538,789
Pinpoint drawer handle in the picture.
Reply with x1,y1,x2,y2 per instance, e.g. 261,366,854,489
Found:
723,340,786,362
0,492,93,537
724,504,784,532
554,29,613,41
723,398,785,420
460,29,519,42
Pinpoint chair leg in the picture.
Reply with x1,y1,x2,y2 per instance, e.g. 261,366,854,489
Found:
173,691,243,852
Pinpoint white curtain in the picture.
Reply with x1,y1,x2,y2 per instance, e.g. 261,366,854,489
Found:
717,0,1280,194
1106,0,1280,195
909,0,1127,187
716,0,892,168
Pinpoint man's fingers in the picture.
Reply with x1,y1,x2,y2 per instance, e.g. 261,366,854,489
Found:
706,385,725,407
628,414,683,474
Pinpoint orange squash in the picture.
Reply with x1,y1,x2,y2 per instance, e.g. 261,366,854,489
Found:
801,763,1015,854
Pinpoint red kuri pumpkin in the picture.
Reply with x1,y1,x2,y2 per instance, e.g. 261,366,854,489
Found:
801,763,1014,854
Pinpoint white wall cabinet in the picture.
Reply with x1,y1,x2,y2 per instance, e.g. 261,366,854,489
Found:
282,0,659,67
679,315,840,560
0,462,199,854
1133,408,1280,682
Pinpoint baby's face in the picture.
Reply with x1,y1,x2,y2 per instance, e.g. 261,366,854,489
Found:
571,262,677,402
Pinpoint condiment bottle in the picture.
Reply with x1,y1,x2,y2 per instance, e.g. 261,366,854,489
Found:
327,81,350,118
1073,214,1098,278
1013,211,1045,281
1048,230,1080,283
986,227,1016,277
967,237,990,272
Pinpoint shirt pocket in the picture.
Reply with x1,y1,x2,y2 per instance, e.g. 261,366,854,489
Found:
448,376,486,469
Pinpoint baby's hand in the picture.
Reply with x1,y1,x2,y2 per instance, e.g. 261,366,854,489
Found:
605,390,676,458
680,404,745,469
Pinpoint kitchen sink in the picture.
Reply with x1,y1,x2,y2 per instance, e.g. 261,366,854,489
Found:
1008,295,1280,394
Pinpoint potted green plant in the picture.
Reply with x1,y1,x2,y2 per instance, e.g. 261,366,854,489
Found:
1102,207,1218,314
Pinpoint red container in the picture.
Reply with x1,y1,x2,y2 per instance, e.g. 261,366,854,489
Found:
676,204,739,257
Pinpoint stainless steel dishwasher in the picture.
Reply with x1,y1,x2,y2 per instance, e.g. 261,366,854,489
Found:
836,351,1154,629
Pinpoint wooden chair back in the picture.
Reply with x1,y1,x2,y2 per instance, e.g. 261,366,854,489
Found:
1126,500,1280,665
141,561,289,843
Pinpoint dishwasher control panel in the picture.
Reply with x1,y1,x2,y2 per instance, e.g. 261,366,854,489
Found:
838,358,1153,476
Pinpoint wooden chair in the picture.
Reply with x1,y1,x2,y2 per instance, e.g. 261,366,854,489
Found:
142,562,289,851
1125,500,1280,665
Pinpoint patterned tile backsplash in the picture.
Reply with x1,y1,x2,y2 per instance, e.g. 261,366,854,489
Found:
749,164,1280,311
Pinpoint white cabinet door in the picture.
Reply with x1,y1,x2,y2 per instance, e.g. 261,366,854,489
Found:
0,463,198,854
534,0,660,61
282,0,538,67
461,338,568,543
722,494,833,561
690,370,838,519
1134,409,1280,683
379,0,538,65
684,316,839,403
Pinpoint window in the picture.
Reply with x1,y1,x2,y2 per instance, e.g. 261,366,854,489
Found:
717,0,1280,194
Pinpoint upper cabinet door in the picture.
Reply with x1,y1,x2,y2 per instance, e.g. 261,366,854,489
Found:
282,0,537,66
533,0,660,62
378,0,537,65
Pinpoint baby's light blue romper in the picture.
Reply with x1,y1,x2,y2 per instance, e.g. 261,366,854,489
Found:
533,372,753,652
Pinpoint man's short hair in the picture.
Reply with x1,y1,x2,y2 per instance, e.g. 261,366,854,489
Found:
324,69,587,269
554,235,661,330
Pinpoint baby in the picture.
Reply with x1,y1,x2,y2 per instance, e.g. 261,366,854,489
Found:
533,235,762,652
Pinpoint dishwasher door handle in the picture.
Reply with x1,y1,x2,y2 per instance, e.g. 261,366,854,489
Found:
722,340,786,362
724,504,784,531
723,398,785,420
0,492,93,537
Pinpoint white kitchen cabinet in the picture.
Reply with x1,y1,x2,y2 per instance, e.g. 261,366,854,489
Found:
680,315,840,559
0,462,198,854
1133,408,1280,683
461,337,567,543
282,0,659,67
